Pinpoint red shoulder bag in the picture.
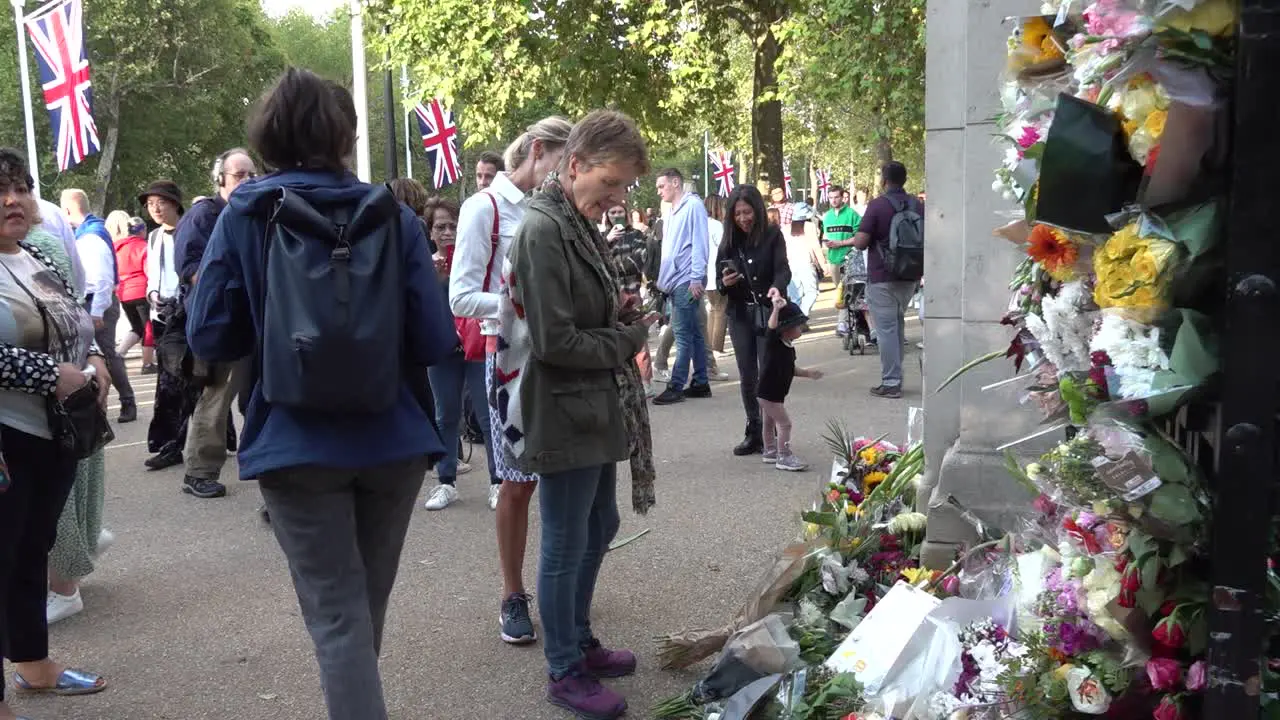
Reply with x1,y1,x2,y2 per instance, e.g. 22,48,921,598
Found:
455,193,500,361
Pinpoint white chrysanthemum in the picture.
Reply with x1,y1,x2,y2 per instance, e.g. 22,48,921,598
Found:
1026,280,1097,372
1090,312,1171,398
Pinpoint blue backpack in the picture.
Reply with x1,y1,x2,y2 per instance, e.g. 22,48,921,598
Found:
258,185,405,413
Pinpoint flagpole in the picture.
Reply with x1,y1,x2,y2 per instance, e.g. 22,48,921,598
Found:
401,65,412,177
11,0,41,199
349,0,371,182
702,130,709,197
382,34,398,180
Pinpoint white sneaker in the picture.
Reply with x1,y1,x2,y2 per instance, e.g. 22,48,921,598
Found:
711,370,730,381
47,589,84,624
93,528,114,559
655,368,672,382
488,484,501,511
456,461,473,476
423,484,459,511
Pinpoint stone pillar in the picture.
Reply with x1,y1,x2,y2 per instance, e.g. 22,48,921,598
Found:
920,0,1052,567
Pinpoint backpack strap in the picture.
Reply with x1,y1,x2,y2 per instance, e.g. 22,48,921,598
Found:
480,192,500,293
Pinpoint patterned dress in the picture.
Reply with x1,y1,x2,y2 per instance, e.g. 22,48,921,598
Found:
23,229,106,580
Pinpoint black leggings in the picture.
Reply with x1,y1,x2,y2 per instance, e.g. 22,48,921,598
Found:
727,308,769,430
121,297,149,336
0,425,78,700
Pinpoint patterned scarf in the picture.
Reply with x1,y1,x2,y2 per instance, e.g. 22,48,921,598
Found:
545,176,656,514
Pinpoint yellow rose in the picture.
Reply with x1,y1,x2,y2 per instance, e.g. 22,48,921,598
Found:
1127,286,1162,309
1096,266,1137,307
1103,224,1143,262
1121,118,1139,139
1131,250,1161,284
1119,79,1160,122
1054,664,1077,682
1159,0,1238,37
1144,109,1168,139
845,503,857,516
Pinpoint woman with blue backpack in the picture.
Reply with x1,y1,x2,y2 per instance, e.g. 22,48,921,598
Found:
186,68,456,720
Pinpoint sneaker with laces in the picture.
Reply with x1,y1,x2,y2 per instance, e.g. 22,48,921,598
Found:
547,666,627,720
683,382,712,399
456,461,473,476
500,592,537,644
761,449,779,463
423,483,459,511
182,476,227,499
775,454,809,472
581,639,636,678
47,589,84,624
654,368,672,382
488,484,501,511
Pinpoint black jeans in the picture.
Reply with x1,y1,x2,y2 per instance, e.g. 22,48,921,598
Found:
0,425,78,701
727,307,769,432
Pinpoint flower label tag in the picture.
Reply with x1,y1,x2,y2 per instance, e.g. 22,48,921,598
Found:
1092,451,1162,501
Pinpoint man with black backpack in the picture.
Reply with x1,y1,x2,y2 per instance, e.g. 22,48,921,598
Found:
853,161,924,399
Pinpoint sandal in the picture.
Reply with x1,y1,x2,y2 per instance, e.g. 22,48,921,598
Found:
13,668,106,696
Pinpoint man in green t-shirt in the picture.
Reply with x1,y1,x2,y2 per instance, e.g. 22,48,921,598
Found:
822,185,860,281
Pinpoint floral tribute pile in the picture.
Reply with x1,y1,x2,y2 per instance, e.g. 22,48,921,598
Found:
651,1,1265,719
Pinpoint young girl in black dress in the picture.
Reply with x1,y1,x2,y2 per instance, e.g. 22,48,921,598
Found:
758,294,824,471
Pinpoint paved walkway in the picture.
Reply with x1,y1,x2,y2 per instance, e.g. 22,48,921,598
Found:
9,288,920,719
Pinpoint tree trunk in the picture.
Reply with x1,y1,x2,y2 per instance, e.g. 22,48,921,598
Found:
873,110,894,167
751,20,784,191
91,81,121,215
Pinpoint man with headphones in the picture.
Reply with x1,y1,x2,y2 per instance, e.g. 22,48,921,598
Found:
173,148,258,499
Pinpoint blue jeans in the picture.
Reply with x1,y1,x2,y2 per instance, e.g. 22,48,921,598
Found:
537,463,621,676
668,282,708,390
426,353,496,484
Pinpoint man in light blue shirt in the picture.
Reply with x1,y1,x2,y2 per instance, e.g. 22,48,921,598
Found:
653,168,711,405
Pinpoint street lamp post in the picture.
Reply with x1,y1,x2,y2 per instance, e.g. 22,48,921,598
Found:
10,0,40,198
349,0,371,181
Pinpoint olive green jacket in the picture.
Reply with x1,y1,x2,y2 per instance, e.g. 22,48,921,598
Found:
509,193,648,476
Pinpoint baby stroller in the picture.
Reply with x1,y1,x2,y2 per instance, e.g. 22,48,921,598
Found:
839,249,873,355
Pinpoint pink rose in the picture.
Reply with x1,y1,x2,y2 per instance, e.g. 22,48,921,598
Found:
1186,660,1207,692
941,575,961,595
1146,658,1182,691
1017,126,1041,149
1153,695,1186,720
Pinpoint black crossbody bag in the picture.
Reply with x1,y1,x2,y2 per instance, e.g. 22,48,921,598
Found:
734,246,770,336
1,261,113,459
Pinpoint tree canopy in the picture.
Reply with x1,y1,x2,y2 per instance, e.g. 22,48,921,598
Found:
0,0,924,216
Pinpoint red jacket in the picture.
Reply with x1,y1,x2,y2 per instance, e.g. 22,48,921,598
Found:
114,233,148,302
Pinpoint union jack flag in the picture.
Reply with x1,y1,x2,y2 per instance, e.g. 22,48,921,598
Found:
24,0,99,171
816,169,831,203
415,99,460,189
782,163,792,200
709,149,736,197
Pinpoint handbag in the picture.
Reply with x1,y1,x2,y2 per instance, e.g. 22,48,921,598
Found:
734,246,770,336
0,258,113,459
455,192,501,361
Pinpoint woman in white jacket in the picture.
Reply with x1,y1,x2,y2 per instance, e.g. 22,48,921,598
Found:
438,116,571,647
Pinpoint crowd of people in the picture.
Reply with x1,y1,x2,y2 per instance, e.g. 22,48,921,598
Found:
0,63,925,720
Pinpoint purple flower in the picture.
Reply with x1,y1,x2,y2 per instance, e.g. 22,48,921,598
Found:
1076,511,1098,528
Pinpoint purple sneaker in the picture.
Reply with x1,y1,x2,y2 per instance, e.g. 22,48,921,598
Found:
582,638,637,678
547,667,627,720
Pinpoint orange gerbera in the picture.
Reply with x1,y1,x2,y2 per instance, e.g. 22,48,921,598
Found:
1027,224,1079,280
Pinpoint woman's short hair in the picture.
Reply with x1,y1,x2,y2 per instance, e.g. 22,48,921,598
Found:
0,148,34,193
704,195,725,222
389,178,430,217
422,196,459,228
247,67,357,173
105,210,133,239
504,116,572,171
562,110,650,175
725,184,768,248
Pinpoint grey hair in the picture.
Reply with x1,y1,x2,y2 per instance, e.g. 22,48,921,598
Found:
503,116,572,171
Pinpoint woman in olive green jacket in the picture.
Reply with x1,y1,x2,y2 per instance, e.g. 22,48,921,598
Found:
501,111,658,720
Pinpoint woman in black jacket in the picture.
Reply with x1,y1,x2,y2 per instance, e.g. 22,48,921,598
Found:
716,185,791,456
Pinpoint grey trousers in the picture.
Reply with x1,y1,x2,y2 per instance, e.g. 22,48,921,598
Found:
92,295,134,404
184,358,249,480
865,281,919,388
259,456,428,720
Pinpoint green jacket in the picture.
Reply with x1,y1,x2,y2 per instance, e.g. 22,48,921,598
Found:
509,193,649,476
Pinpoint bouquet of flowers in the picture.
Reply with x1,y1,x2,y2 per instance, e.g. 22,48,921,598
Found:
1093,217,1181,322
